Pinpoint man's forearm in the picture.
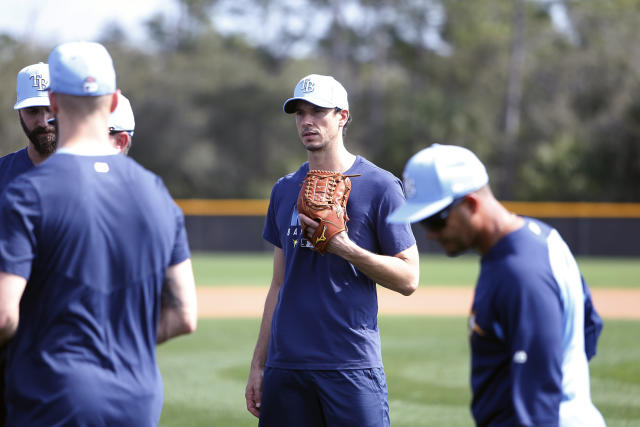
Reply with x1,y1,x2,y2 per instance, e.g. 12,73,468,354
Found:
0,273,27,346
338,242,419,296
157,260,197,344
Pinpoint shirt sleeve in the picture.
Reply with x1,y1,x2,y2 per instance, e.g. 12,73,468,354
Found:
169,199,191,266
376,177,416,256
262,180,282,249
499,268,563,427
581,276,603,360
0,179,40,279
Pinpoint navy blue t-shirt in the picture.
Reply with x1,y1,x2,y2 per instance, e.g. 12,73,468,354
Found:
0,147,33,426
0,148,33,193
0,152,190,426
469,218,604,427
263,156,415,370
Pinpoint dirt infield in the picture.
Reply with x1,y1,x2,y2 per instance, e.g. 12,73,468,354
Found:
196,286,640,319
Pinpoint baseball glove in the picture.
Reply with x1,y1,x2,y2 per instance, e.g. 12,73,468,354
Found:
297,169,359,254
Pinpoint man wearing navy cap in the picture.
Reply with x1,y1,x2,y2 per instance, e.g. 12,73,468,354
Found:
388,144,605,427
0,63,56,193
0,42,197,426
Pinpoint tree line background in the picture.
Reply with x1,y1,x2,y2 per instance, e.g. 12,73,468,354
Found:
0,0,638,202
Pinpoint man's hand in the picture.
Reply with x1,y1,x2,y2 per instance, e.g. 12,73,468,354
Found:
299,212,352,255
300,213,419,296
296,170,357,254
245,367,264,418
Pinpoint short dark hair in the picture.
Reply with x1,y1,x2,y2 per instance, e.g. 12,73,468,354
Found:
335,107,352,137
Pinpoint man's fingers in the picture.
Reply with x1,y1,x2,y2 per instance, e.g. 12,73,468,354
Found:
247,404,260,418
298,213,314,226
299,213,318,239
245,385,261,418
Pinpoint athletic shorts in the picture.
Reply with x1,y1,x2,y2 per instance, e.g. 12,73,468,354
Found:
259,367,390,427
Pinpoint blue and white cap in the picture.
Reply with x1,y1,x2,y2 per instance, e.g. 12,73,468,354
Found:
387,144,489,224
48,41,116,96
108,93,135,132
283,74,349,113
14,63,50,110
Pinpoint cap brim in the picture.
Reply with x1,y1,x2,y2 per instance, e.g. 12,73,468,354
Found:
283,97,336,113
14,97,50,110
387,197,453,224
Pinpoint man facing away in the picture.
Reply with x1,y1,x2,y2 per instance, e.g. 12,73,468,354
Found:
0,41,197,426
388,144,605,427
245,74,419,427
0,63,56,191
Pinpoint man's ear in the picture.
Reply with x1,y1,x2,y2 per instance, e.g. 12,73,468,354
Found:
110,89,120,113
115,133,130,152
463,193,480,214
339,109,349,127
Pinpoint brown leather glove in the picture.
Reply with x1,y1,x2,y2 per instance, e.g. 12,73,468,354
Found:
297,170,359,254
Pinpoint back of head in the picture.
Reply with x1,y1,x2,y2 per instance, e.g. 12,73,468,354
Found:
388,144,489,224
14,62,50,110
48,41,116,97
48,42,116,114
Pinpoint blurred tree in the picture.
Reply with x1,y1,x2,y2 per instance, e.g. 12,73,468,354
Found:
500,0,526,200
0,0,639,202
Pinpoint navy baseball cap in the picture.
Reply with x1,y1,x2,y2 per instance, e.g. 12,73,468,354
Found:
387,144,489,224
48,41,116,96
14,63,50,110
283,74,349,113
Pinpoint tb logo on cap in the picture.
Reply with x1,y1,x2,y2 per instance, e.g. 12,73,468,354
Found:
30,73,48,91
299,79,315,93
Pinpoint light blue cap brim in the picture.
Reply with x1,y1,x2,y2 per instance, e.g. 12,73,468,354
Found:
14,96,50,110
283,96,336,113
387,196,452,224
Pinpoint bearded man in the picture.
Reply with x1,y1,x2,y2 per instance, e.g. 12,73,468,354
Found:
0,62,57,192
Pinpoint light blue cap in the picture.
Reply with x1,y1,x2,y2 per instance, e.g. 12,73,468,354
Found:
48,41,116,96
387,144,489,224
283,74,349,113
108,93,135,131
14,63,50,110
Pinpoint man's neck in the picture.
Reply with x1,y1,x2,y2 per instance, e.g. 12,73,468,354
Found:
478,202,524,255
58,137,115,154
26,143,50,166
307,145,356,173
56,114,112,153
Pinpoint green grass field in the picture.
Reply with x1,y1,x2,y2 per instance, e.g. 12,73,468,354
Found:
191,252,640,288
158,318,640,426
157,253,640,426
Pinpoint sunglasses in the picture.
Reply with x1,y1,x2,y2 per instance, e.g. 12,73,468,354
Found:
109,127,134,136
419,197,466,231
